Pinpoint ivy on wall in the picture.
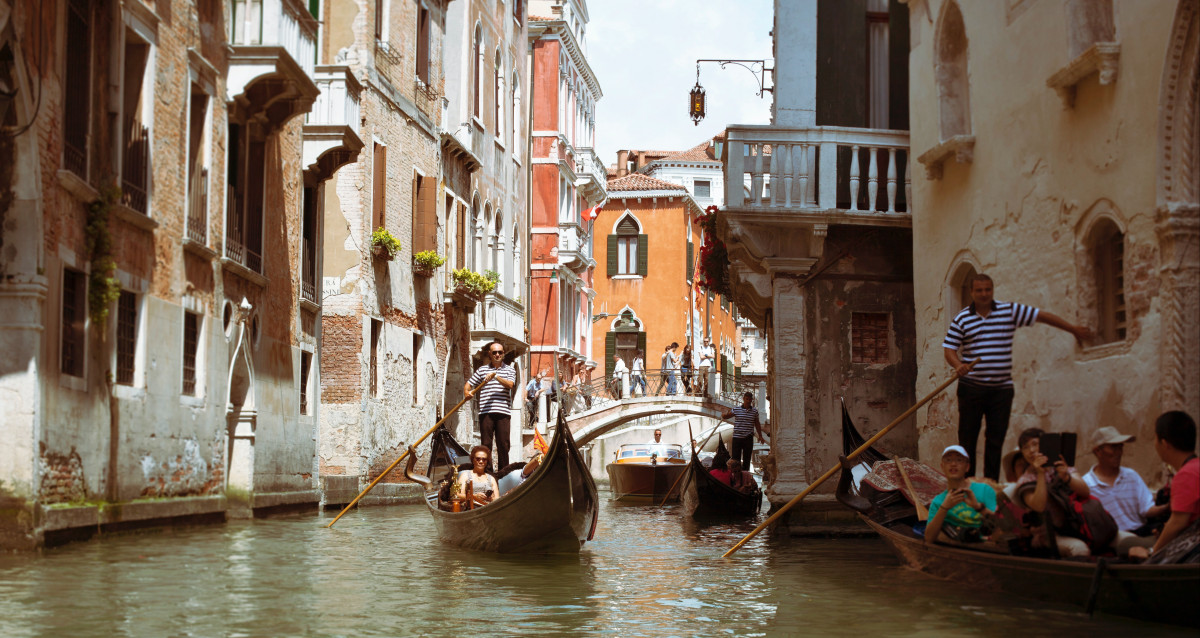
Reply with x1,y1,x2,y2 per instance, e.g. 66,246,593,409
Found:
85,185,122,329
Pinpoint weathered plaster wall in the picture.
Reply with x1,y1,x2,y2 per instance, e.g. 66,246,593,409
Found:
909,0,1181,483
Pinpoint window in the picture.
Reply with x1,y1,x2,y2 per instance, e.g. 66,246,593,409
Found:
608,216,646,277
473,25,482,119
116,290,138,385
183,311,200,395
302,186,317,303
61,268,87,378
372,142,386,230
604,310,645,379
955,264,978,312
413,172,437,254
935,1,971,141
225,124,265,273
412,333,421,405
187,84,210,244
375,0,385,40
851,312,890,364
63,0,92,176
866,0,890,129
1089,220,1126,344
494,49,502,133
512,72,521,154
693,180,711,199
120,28,151,214
370,318,381,398
415,4,430,84
513,0,523,24
687,240,695,282
456,200,466,270
300,351,312,414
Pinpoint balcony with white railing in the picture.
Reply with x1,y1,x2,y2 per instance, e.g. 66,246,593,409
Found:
227,0,320,128
470,293,527,350
574,147,606,201
723,125,912,222
303,65,364,181
557,222,590,270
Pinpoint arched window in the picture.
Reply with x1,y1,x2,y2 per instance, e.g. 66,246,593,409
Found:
512,71,521,154
481,201,492,274
470,193,481,270
494,49,502,134
473,25,482,119
511,224,521,298
608,216,645,277
1087,218,1126,344
1066,0,1114,59
934,1,971,141
492,209,503,278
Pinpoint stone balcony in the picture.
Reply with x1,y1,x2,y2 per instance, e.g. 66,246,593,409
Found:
574,147,606,201
470,293,528,354
720,125,912,325
227,0,320,128
303,66,364,182
557,222,592,270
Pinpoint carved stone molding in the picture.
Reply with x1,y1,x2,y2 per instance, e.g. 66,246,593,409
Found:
1047,42,1121,109
916,134,975,180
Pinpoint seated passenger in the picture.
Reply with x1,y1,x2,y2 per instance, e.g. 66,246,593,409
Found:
1082,426,1165,556
1143,411,1200,562
710,463,732,485
495,454,542,496
1012,428,1095,558
457,445,500,507
925,445,997,545
727,459,757,493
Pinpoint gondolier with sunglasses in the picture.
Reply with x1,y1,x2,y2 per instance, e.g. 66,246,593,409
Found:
943,273,1092,480
464,341,518,473
722,392,766,471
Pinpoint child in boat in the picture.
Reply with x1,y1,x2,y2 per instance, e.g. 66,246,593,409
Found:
925,445,998,544
457,445,501,507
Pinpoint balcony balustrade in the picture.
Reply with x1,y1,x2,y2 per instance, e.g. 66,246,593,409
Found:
224,185,263,274
186,168,208,245
228,0,319,127
723,125,912,217
303,66,364,180
470,293,526,346
557,223,589,269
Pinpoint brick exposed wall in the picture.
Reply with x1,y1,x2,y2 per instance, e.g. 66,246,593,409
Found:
321,314,364,404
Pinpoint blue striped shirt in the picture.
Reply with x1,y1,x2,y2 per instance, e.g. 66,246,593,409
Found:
943,301,1039,387
731,405,760,438
468,364,517,415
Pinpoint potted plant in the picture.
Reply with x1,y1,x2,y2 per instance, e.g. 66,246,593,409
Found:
413,250,446,277
371,227,401,261
451,268,497,302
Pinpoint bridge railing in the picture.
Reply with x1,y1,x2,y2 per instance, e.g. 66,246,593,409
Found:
535,369,762,423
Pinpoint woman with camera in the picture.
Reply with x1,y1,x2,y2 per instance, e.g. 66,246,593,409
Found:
1011,428,1103,557
457,445,501,508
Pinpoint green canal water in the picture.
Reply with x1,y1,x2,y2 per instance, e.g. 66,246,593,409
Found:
0,494,1191,637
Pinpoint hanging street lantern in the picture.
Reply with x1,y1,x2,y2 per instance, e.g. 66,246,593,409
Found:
689,78,706,126
688,59,771,126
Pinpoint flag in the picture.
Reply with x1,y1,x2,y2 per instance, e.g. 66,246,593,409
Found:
583,205,603,222
533,429,550,455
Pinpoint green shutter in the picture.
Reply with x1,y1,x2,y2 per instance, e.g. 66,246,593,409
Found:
605,332,617,377
687,241,694,282
735,365,742,379
637,234,648,276
637,331,646,355
607,235,618,277
721,295,729,311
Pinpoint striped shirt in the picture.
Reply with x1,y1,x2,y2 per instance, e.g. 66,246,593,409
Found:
731,405,760,438
943,301,1039,387
468,364,517,415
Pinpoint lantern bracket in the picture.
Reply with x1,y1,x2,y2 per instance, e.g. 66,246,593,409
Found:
695,59,773,98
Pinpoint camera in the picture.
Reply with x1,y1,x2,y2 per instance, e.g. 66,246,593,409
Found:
1038,432,1077,467
485,489,494,498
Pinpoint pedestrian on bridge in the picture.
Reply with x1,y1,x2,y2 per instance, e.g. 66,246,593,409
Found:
656,342,680,395
722,392,766,471
697,338,715,398
632,350,647,397
611,354,628,399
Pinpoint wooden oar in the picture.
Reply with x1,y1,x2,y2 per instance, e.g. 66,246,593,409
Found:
893,454,929,521
659,419,726,505
326,373,494,528
721,361,975,557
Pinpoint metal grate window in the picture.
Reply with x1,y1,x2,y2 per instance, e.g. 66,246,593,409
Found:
61,269,87,377
116,291,137,385
183,312,199,395
300,351,312,414
851,312,890,364
63,0,91,175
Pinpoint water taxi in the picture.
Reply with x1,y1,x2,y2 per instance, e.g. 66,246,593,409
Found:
606,443,688,502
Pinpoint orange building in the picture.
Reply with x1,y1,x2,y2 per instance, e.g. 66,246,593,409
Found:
591,173,740,387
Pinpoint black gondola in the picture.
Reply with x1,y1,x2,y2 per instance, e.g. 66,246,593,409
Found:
413,416,599,553
836,402,1200,627
681,435,762,519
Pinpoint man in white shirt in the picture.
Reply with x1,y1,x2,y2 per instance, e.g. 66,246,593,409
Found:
631,350,647,397
697,337,715,397
1082,426,1167,533
611,354,628,399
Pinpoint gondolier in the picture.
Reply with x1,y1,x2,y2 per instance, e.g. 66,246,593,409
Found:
464,341,518,472
943,273,1092,480
723,392,765,471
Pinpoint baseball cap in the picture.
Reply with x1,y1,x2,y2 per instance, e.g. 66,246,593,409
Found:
941,444,969,459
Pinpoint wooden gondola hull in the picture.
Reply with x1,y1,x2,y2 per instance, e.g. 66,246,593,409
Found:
682,457,762,518
864,516,1200,626
606,462,688,502
425,424,598,554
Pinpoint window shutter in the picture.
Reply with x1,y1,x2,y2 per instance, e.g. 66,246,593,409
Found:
605,332,617,377
456,202,465,267
607,234,618,277
415,175,438,254
637,331,646,355
637,234,648,276
687,241,694,282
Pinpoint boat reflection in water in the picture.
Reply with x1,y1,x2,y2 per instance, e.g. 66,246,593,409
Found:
605,443,688,502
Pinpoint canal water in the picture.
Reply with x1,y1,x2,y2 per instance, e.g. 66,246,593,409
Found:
0,495,1191,637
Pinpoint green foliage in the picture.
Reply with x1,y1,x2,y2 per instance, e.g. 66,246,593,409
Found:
85,185,123,329
371,227,402,259
483,269,500,283
413,250,446,270
452,268,497,299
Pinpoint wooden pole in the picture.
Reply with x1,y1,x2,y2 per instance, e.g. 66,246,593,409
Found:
893,454,929,521
660,418,727,505
326,374,493,528
721,363,973,558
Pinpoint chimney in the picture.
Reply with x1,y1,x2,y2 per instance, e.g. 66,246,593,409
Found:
616,150,629,178
635,151,648,171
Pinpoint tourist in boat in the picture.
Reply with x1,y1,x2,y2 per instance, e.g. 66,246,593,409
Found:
1011,428,1095,557
1147,411,1199,559
464,341,518,472
457,445,501,507
653,428,663,443
943,273,1093,480
727,459,757,494
925,445,997,545
723,391,766,471
496,454,542,497
1082,426,1167,553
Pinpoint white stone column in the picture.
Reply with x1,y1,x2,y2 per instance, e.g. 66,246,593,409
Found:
766,278,808,502
772,0,818,127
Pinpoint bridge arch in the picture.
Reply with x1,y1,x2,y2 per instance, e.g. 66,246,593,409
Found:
566,396,734,447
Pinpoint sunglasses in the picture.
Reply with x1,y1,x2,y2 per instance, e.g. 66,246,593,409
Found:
473,456,488,462
490,350,505,356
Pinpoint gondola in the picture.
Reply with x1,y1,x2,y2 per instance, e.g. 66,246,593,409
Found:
836,402,1200,626
412,415,599,553
605,442,688,502
681,435,762,519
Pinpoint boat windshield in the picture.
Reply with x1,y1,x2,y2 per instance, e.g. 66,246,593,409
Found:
616,444,684,460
